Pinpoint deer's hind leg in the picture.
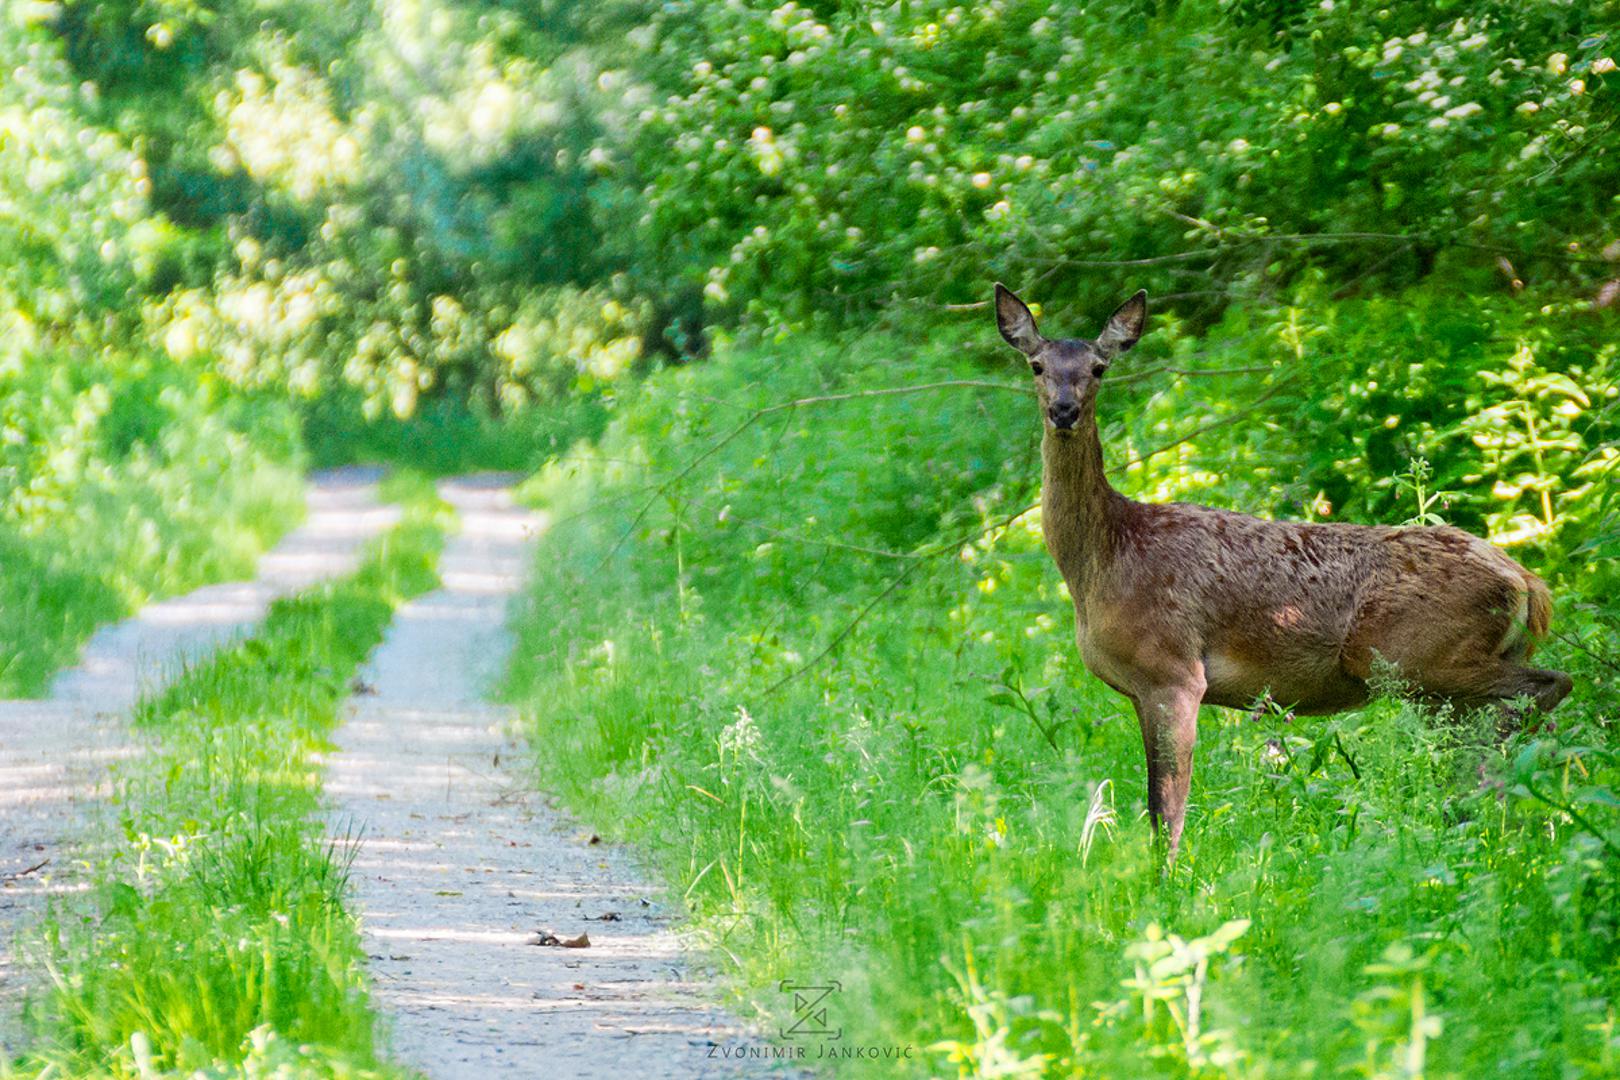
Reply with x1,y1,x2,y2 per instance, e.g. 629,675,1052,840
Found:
1345,574,1571,727
1350,643,1571,733
1345,642,1572,726
1456,665,1572,735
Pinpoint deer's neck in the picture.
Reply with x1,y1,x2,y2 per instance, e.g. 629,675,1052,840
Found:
1041,406,1119,592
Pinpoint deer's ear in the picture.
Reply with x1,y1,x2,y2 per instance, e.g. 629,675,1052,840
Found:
1096,290,1147,359
994,283,1043,355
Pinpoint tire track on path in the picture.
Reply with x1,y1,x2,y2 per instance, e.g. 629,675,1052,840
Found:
327,476,741,1080
0,467,397,1052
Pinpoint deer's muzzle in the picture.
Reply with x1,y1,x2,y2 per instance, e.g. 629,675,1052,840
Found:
1048,401,1081,430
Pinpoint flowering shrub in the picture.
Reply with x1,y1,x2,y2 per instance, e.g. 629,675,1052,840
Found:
603,0,1617,322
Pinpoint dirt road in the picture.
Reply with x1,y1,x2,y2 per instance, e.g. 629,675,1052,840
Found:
325,477,739,1078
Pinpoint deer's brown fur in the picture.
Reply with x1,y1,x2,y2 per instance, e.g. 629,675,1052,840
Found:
996,284,1572,857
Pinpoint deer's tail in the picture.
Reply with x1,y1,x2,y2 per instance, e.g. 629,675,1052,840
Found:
1521,570,1554,657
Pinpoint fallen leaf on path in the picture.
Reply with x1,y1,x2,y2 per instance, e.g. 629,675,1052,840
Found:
526,929,591,948
587,911,622,922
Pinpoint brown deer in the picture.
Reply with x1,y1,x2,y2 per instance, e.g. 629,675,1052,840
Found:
993,284,1572,857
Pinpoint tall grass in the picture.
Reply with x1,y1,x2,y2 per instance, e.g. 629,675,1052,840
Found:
505,318,1620,1077
8,474,451,1078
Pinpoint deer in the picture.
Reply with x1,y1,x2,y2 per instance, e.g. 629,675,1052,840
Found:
993,283,1572,859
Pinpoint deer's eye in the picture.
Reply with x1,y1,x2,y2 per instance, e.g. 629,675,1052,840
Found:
1091,363,1107,378
1029,361,1044,376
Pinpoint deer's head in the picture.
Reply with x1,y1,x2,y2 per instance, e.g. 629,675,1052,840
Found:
994,284,1146,434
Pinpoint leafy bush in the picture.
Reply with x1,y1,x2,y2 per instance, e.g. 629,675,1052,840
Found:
23,0,1616,422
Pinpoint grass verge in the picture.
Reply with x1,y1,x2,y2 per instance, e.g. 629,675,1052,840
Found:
0,419,304,698
6,472,452,1078
504,322,1620,1077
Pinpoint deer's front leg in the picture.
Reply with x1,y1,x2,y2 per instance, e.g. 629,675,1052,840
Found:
1132,674,1205,860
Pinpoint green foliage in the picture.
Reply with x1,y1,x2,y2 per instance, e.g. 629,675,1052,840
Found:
297,393,608,479
504,324,1620,1077
16,0,1617,424
601,0,1619,323
1117,283,1620,586
29,0,650,420
11,481,449,1078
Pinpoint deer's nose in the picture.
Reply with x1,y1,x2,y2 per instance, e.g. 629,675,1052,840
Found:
1048,401,1081,430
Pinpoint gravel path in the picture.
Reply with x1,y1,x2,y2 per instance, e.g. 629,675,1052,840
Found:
0,468,395,1052
327,477,740,1080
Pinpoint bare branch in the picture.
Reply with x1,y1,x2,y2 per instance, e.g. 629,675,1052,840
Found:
1120,379,1295,469
1547,627,1620,676
1108,362,1275,387
762,560,926,696
756,502,1040,694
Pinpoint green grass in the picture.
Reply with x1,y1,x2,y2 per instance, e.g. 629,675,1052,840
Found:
7,474,452,1078
504,319,1620,1078
0,421,304,698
